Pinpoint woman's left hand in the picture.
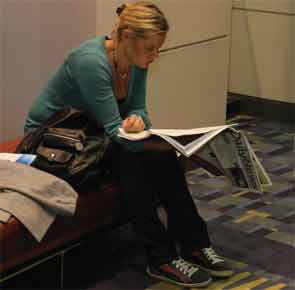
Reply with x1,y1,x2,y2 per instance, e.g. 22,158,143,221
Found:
122,115,145,133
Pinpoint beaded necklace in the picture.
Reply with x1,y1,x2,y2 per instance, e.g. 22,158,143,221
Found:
113,49,128,80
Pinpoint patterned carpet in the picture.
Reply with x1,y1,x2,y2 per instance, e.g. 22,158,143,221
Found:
85,115,294,290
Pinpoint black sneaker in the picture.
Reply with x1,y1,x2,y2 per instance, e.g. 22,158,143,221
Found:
146,258,212,288
185,247,234,278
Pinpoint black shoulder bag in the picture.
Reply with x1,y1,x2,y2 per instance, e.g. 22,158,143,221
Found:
15,107,110,187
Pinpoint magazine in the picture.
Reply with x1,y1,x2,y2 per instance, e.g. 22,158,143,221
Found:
0,153,36,165
118,124,272,193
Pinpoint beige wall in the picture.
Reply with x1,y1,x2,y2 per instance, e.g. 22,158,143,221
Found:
96,0,232,128
291,15,295,100
0,0,3,143
1,0,97,140
143,0,232,49
96,0,232,45
147,0,232,127
229,0,295,103
147,38,230,128
96,0,121,37
2,0,232,139
233,0,295,14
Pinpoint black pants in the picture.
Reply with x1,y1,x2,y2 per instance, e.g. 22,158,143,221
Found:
105,144,210,266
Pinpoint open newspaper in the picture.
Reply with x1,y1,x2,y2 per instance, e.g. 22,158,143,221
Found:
118,125,272,193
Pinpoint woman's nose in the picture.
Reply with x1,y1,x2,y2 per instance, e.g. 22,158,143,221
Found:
147,49,159,63
149,51,159,62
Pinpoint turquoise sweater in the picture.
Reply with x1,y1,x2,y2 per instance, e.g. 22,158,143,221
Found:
24,36,152,152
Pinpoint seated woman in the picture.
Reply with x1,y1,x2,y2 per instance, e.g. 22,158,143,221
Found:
24,1,234,288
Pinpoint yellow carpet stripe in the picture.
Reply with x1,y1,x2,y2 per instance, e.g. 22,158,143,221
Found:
234,210,270,223
144,275,287,290
230,277,268,290
198,272,251,290
232,190,249,197
263,283,287,290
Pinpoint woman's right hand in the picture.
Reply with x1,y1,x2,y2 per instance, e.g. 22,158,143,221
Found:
122,115,145,133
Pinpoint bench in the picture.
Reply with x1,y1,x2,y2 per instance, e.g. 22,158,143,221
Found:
0,138,126,288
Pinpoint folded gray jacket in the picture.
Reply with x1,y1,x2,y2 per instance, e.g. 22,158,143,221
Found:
0,160,78,241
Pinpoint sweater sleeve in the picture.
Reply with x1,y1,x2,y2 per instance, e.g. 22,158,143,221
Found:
71,53,145,152
127,68,152,129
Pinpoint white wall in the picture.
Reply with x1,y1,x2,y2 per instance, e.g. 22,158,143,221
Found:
1,0,97,140
229,0,295,103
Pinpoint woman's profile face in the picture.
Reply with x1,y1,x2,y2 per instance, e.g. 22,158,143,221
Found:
124,32,166,69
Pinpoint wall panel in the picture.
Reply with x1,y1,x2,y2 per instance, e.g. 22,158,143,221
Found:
96,0,123,37
147,38,230,128
147,0,231,49
291,16,295,101
2,0,97,139
229,9,294,103
233,0,295,14
2,0,42,139
0,1,3,142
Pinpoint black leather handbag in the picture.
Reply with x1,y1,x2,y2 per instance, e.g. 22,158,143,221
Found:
15,107,110,187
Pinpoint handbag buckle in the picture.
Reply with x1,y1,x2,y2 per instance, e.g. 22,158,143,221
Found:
49,152,56,161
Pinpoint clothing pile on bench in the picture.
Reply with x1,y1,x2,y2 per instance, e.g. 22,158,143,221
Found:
0,139,124,285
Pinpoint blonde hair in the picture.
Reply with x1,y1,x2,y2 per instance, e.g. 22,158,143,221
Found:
111,1,169,41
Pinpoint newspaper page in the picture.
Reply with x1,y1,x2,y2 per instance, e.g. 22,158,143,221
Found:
118,125,233,141
228,129,263,192
149,125,233,137
195,145,226,176
208,131,250,190
242,134,272,186
197,129,270,192
118,125,270,192
118,125,234,157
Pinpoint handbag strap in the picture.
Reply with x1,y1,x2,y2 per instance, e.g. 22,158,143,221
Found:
15,107,90,154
